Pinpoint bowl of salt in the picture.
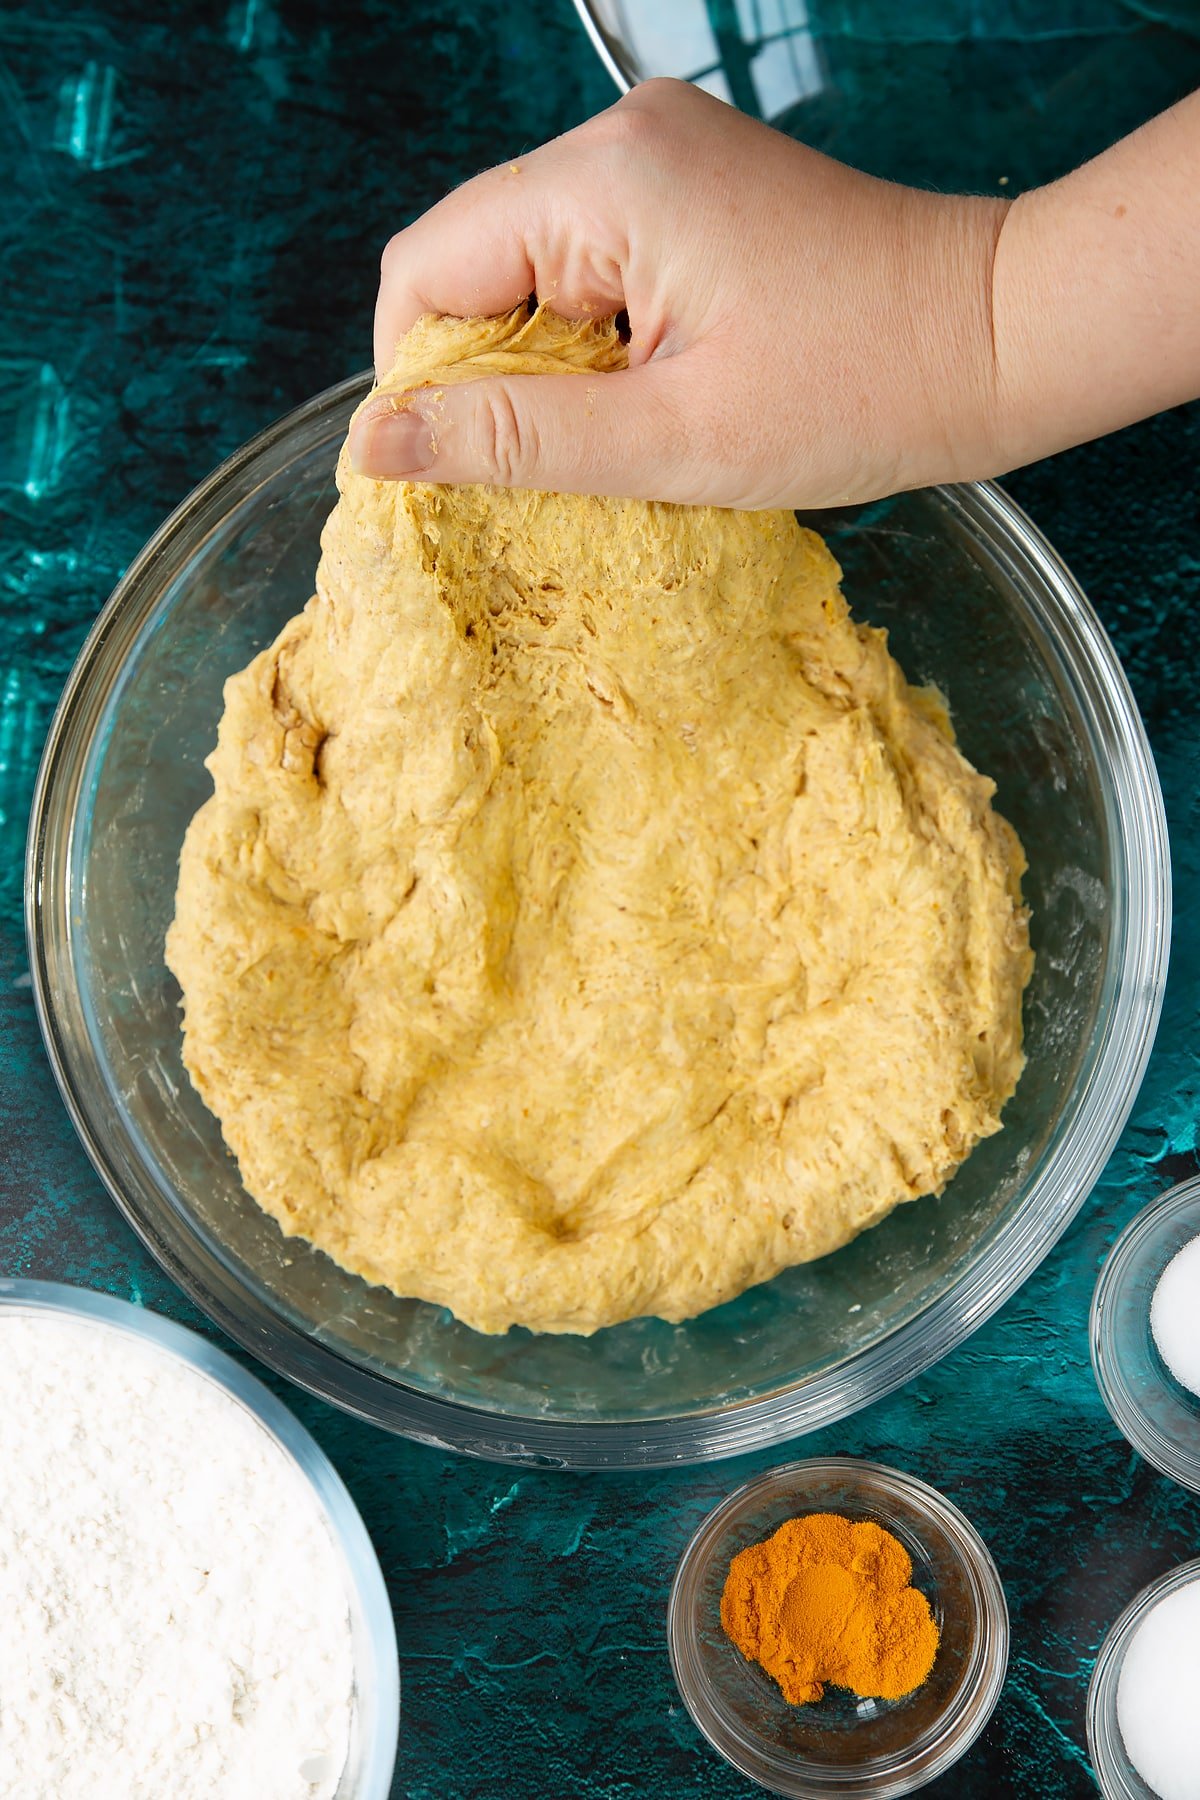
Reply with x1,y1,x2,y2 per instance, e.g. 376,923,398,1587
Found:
1088,1556,1200,1800
1091,1174,1200,1495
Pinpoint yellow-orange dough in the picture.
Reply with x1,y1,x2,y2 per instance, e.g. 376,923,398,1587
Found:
166,308,1032,1336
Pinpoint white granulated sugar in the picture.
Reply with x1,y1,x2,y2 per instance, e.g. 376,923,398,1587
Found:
0,1310,354,1800
1117,1580,1200,1800
1151,1233,1200,1398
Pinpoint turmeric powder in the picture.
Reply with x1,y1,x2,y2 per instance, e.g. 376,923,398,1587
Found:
720,1512,939,1705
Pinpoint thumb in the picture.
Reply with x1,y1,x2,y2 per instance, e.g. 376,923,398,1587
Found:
347,365,709,504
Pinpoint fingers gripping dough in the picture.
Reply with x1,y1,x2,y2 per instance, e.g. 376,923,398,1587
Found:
167,308,1031,1336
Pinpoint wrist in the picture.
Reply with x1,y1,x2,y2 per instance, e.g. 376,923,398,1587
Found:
986,184,1059,475
987,89,1200,477
896,189,1012,491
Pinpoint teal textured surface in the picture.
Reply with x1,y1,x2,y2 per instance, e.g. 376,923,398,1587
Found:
1,2,1198,1794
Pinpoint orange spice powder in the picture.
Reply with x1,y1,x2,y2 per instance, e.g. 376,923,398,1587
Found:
720,1512,939,1705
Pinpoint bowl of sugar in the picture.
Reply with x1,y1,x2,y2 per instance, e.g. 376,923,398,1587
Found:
1088,1556,1200,1800
1091,1174,1200,1494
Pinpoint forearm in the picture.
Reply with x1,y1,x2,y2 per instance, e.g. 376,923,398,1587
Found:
990,88,1200,471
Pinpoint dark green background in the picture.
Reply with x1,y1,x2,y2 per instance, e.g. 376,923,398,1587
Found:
2,2,1199,1793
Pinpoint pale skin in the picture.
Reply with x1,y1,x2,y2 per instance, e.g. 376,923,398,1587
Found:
350,77,1200,509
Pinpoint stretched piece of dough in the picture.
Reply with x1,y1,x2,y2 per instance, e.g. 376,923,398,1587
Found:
167,308,1032,1336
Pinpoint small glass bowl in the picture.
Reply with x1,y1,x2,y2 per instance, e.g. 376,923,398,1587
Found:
1091,1176,1200,1493
0,1278,399,1800
1087,1556,1200,1799
667,1457,1008,1797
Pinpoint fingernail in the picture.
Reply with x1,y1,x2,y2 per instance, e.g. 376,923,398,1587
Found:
350,403,434,477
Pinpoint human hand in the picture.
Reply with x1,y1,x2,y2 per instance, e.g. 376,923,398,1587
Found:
349,78,1009,509
351,79,1200,508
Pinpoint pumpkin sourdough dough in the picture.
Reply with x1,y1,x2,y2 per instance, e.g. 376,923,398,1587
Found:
167,308,1033,1337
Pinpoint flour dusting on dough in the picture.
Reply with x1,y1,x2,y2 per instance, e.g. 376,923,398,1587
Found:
167,308,1032,1336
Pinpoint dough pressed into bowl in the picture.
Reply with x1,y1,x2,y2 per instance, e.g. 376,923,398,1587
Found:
167,308,1032,1337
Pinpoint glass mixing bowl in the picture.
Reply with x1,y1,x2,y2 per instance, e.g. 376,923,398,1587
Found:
26,374,1169,1467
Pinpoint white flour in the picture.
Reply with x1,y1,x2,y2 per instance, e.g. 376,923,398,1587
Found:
0,1309,355,1800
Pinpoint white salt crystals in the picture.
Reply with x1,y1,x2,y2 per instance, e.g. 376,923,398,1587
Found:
1118,1579,1200,1800
0,1307,355,1800
1151,1234,1200,1398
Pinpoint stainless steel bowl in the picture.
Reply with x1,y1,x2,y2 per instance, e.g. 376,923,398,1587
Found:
26,373,1169,1466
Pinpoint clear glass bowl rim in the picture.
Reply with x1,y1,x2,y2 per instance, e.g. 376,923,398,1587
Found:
24,371,1171,1468
0,1276,399,1798
1085,1555,1200,1799
666,1456,1010,1797
1090,1174,1200,1492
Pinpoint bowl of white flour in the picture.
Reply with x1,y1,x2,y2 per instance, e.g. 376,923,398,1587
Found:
0,1279,399,1800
